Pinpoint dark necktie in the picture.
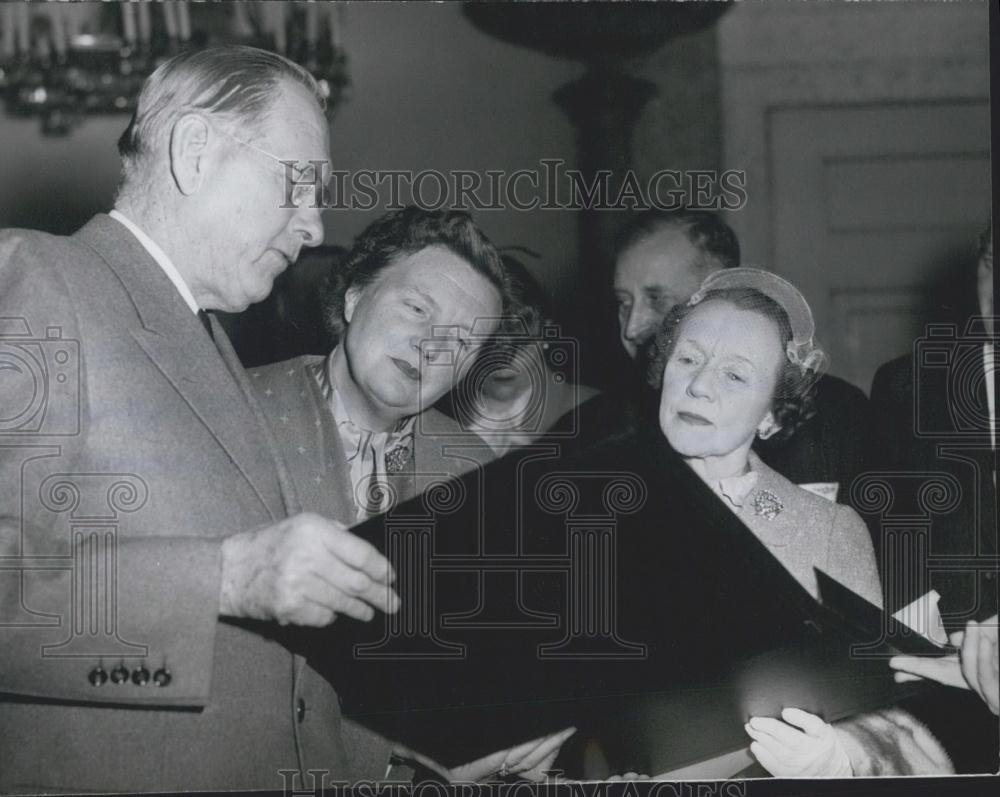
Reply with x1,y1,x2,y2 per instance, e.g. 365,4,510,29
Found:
197,309,215,341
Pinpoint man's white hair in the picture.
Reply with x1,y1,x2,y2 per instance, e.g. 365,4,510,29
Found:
116,45,324,197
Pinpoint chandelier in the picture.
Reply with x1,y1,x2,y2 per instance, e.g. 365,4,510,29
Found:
0,1,350,136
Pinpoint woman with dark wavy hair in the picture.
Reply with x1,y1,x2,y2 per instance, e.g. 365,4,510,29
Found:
647,268,951,779
250,206,574,782
253,206,510,524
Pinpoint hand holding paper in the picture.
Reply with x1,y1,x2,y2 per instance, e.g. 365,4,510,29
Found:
889,634,967,688
890,616,999,716
962,619,999,714
745,707,853,776
449,727,576,782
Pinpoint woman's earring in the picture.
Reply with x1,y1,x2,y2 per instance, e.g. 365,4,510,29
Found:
757,417,779,440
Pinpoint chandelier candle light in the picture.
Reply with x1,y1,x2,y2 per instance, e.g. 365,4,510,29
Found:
0,1,349,136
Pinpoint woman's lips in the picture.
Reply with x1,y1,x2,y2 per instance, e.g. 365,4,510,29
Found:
392,358,420,381
677,410,712,426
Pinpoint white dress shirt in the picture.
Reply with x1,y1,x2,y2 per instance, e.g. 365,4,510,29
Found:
109,209,200,315
985,342,996,452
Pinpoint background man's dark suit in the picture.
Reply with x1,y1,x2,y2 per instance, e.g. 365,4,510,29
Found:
866,337,996,626
863,322,997,774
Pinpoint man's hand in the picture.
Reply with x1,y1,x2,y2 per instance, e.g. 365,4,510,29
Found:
745,707,853,777
449,727,577,782
890,616,999,716
219,512,400,626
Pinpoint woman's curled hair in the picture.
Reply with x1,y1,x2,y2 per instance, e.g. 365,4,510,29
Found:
320,206,511,341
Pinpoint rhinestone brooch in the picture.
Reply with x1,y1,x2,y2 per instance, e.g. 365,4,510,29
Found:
752,489,783,520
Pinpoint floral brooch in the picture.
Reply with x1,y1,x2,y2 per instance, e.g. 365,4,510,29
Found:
751,489,783,520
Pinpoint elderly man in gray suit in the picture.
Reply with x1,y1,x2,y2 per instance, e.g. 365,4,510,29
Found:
0,46,400,793
0,45,571,793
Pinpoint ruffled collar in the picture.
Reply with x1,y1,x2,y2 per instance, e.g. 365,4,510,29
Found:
713,468,760,508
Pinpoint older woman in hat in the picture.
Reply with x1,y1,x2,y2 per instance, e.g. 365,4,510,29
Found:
646,268,951,778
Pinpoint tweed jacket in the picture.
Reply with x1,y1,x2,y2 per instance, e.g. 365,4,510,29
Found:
0,216,356,793
710,451,883,608
664,452,942,780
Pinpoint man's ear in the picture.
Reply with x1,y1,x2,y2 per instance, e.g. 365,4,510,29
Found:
169,114,212,195
757,411,780,440
343,285,362,324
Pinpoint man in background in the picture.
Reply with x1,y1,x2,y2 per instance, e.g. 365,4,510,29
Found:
867,221,995,629
864,221,996,774
612,209,871,504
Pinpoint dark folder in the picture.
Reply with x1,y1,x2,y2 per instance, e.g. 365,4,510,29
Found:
306,433,935,775
815,568,956,657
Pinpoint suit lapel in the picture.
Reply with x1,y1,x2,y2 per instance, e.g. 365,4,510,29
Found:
952,335,995,549
391,411,461,507
970,330,991,436
969,346,997,553
209,313,300,518
74,214,286,521
409,411,495,498
302,362,356,526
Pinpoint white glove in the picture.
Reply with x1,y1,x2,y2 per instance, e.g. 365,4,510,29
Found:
745,707,853,777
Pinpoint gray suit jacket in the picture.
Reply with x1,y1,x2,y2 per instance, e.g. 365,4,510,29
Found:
0,216,352,792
